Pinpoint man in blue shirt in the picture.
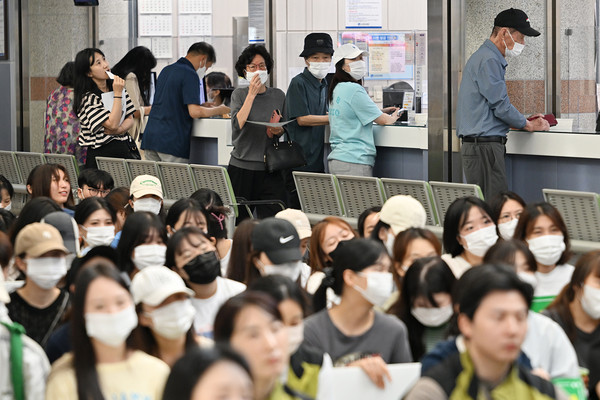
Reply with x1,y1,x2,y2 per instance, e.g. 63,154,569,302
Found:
456,8,549,201
142,42,230,163
283,33,333,207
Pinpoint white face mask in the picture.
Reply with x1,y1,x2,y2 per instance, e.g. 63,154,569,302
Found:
83,225,115,247
461,225,498,258
346,60,367,80
385,232,395,256
498,218,519,240
287,323,304,355
581,285,600,319
504,31,525,57
263,260,302,281
246,70,269,85
353,271,394,307
197,61,207,79
133,244,167,270
517,271,538,289
411,304,453,327
149,299,196,339
308,61,330,80
26,257,67,289
527,235,565,266
85,305,138,347
1,202,11,211
133,198,162,215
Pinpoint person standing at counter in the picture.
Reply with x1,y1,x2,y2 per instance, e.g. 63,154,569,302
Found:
456,8,550,201
284,33,334,207
327,44,400,177
141,42,230,163
228,44,286,220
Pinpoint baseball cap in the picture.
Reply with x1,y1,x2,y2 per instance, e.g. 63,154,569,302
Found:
494,8,540,37
14,222,68,258
332,43,369,67
0,270,9,303
379,195,427,236
130,175,163,199
275,209,311,240
252,218,302,264
299,33,334,57
42,211,80,255
130,265,194,306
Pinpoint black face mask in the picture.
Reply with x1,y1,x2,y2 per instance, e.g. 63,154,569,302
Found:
183,251,221,284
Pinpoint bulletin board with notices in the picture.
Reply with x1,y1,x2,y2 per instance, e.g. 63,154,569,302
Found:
137,0,212,60
339,31,426,81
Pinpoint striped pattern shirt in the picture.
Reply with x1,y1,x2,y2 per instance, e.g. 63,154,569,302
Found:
77,91,135,149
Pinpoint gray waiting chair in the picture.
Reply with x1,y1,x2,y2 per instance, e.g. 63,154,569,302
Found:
336,175,386,219
157,162,196,200
125,159,159,181
96,157,131,188
293,172,345,224
380,178,439,226
429,181,484,223
543,188,600,242
14,152,45,183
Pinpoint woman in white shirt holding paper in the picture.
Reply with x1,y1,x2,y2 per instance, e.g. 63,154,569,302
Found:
73,47,136,169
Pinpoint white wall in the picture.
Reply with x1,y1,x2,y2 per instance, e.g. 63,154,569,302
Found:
273,0,427,97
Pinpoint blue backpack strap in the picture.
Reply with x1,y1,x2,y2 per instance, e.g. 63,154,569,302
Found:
1,321,25,400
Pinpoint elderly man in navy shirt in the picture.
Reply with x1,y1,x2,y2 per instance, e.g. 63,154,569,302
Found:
456,8,549,201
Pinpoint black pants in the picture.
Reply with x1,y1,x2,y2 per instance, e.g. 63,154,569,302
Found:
461,141,508,201
85,139,136,169
228,164,287,222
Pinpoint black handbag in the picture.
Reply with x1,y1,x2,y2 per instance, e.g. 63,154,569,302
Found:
125,135,141,160
264,129,306,173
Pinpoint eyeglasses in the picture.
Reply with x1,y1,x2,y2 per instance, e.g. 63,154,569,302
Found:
246,63,267,72
86,187,111,197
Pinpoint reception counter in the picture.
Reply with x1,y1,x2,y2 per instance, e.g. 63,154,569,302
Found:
191,118,600,201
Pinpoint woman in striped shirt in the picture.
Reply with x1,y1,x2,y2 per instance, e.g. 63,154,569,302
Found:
73,48,136,169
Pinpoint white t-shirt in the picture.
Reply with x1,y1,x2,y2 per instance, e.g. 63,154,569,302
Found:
441,253,471,278
533,264,575,297
522,311,580,379
191,277,246,338
534,264,574,297
219,239,233,277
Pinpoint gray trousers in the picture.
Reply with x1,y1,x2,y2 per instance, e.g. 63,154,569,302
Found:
328,159,373,177
460,141,508,201
144,149,189,164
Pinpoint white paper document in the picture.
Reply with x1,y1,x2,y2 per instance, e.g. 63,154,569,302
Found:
101,89,128,126
324,363,421,400
246,120,294,128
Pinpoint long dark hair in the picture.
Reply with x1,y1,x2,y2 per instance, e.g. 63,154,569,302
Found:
27,164,75,208
71,261,131,400
75,197,116,226
392,228,442,290
313,238,387,312
165,226,212,270
111,46,157,106
249,275,310,316
214,291,282,342
391,257,456,360
117,212,167,275
546,250,600,341
443,196,494,257
226,219,258,283
74,48,111,114
162,346,252,400
327,59,360,103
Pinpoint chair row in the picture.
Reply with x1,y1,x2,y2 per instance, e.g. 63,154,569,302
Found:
292,171,484,228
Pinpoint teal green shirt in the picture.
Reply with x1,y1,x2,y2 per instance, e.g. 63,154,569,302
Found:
328,82,382,166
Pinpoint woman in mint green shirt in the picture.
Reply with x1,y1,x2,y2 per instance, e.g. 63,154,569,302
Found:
327,43,400,177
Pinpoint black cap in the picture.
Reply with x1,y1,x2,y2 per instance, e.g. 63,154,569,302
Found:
299,33,334,57
494,8,540,37
251,218,302,264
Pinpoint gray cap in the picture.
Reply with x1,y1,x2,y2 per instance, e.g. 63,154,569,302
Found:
42,211,80,255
